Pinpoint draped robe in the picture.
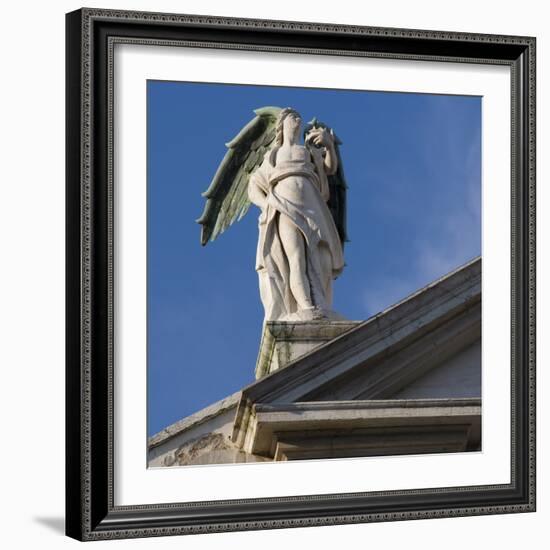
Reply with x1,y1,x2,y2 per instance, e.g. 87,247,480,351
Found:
248,147,345,321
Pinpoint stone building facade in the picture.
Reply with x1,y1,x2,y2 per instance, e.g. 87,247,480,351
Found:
148,257,481,467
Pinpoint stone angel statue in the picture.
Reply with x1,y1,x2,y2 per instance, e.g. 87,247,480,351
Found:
197,106,348,321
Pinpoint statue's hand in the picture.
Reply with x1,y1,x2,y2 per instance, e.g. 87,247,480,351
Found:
306,127,334,148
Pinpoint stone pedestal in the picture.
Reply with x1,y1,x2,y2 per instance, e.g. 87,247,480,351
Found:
255,320,361,379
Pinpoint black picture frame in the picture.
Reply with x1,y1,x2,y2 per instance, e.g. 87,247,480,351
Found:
66,7,536,541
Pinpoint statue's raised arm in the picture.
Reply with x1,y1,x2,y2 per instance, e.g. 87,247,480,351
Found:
304,117,348,246
198,107,348,322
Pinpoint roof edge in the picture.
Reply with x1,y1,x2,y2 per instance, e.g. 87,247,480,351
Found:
148,390,241,449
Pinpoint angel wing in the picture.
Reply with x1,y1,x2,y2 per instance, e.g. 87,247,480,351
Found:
196,106,282,246
304,118,349,246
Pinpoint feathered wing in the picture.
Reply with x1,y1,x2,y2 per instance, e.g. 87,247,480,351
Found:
197,106,282,245
328,136,349,246
305,118,349,247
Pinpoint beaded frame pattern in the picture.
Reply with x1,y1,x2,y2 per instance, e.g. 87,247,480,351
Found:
73,7,535,540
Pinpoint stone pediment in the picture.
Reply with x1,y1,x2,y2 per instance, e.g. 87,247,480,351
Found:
236,258,480,407
149,258,481,465
231,258,481,457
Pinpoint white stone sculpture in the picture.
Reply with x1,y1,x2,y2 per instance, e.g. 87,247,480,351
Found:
197,107,348,321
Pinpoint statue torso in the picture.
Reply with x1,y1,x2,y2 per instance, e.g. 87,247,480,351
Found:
275,144,310,163
270,145,319,190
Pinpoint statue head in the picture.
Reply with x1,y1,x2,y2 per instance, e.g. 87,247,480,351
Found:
269,108,301,166
282,109,302,139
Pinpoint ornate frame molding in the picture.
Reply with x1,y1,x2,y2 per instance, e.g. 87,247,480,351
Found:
66,8,536,540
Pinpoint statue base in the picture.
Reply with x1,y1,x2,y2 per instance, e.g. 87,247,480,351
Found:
279,307,348,322
255,320,361,379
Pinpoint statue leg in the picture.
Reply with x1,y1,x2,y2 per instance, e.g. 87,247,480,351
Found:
278,213,314,310
319,242,333,309
307,242,332,312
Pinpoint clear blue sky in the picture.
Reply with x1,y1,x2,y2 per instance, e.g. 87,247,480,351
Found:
147,80,481,437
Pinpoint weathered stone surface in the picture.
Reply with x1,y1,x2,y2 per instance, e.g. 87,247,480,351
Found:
237,398,481,458
255,320,360,379
147,392,268,467
148,391,241,450
148,393,240,468
166,432,268,466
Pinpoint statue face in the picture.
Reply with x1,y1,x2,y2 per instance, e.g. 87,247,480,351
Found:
282,111,302,140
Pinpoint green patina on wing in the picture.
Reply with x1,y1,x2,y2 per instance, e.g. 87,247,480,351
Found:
304,118,349,247
197,106,282,245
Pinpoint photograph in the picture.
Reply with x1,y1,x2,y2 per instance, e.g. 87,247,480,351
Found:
2,0,546,547
146,81,482,467
64,6,535,540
